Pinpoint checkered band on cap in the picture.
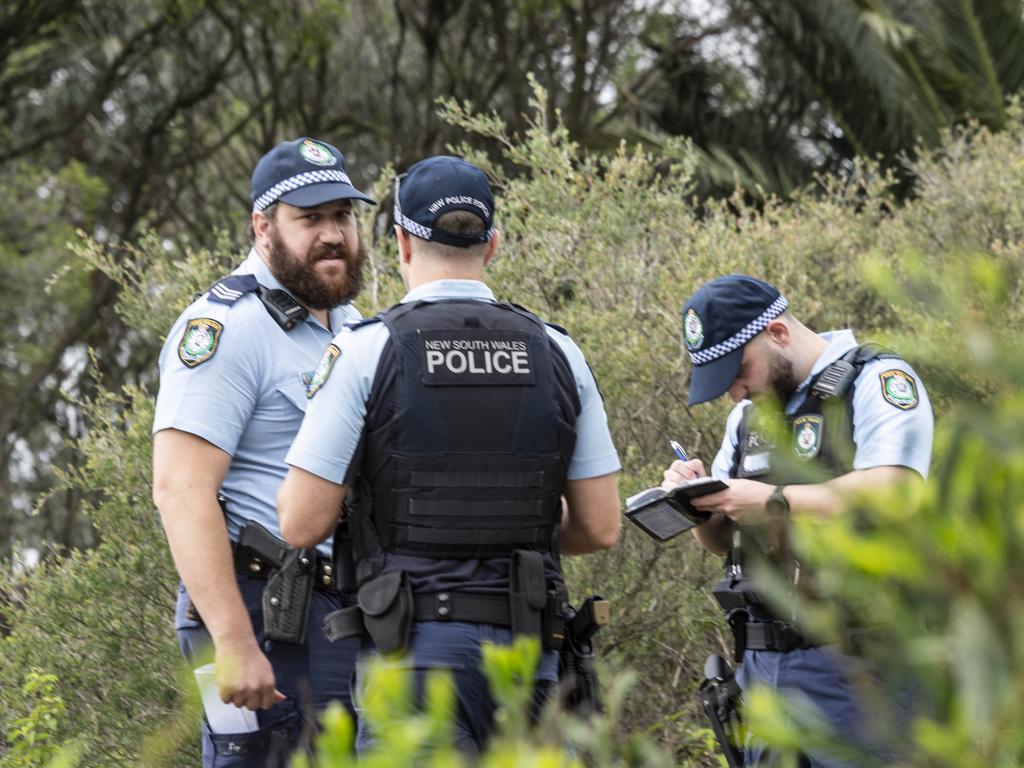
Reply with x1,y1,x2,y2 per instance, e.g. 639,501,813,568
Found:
393,201,496,242
394,203,432,239
253,170,353,212
688,295,789,365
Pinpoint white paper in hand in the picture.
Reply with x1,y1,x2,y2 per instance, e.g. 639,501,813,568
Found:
194,663,260,734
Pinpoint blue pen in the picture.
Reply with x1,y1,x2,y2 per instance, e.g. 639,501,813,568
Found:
669,440,689,462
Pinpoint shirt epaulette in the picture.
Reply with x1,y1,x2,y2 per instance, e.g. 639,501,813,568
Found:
206,274,260,306
344,316,382,332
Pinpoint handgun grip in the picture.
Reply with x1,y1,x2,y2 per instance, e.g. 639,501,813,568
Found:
237,522,289,568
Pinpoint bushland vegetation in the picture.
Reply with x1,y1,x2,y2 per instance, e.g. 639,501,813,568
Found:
3,82,1024,765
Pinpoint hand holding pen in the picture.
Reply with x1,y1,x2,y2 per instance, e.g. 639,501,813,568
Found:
662,439,707,490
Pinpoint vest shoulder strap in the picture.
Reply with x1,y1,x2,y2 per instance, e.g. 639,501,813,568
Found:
810,343,899,400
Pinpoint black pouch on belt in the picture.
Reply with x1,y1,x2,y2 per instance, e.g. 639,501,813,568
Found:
510,550,547,638
358,570,413,655
263,547,315,645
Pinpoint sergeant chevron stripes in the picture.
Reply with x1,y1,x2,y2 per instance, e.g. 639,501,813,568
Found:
211,283,243,302
206,274,259,306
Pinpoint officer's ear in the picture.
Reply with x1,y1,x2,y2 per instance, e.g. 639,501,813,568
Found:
483,229,501,266
764,318,790,348
252,209,274,244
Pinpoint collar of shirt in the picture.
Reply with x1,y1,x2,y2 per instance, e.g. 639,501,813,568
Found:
236,247,356,331
400,279,496,304
785,329,858,416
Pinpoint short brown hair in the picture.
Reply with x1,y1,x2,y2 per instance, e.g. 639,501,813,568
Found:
434,209,488,237
410,209,491,259
249,202,278,242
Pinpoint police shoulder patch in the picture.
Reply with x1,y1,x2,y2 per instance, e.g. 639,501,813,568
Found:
879,369,919,410
178,318,223,368
307,344,341,398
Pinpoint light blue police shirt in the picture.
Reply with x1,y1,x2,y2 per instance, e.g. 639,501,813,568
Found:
710,330,934,481
287,279,621,484
153,249,361,556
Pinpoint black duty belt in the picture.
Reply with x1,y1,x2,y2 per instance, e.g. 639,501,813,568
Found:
323,590,514,642
744,620,816,652
413,591,511,625
231,540,341,595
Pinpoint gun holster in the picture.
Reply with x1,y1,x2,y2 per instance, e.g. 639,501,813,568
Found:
558,595,609,716
698,654,745,768
262,547,316,645
510,550,547,638
357,570,413,655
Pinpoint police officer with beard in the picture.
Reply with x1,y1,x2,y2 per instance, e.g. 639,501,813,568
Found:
276,156,622,755
664,275,933,767
153,138,373,766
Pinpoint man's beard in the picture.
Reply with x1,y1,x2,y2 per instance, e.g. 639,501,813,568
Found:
266,228,366,310
767,347,800,403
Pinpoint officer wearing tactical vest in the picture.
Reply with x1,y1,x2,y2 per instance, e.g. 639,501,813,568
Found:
153,138,373,766
662,275,933,767
277,155,622,754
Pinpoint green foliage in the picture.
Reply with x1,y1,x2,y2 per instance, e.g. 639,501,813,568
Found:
747,0,1024,161
2,670,69,768
291,638,675,768
0,232,241,766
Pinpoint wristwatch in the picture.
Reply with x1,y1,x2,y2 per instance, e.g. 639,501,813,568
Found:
766,485,790,518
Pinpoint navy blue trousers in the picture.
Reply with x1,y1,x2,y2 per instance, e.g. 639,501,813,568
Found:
176,576,359,767
353,621,559,757
738,645,913,767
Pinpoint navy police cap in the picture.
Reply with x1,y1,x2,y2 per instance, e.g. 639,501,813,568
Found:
251,137,375,212
394,155,495,248
682,275,789,406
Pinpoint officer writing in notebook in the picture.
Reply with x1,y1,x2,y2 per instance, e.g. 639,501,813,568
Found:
663,275,933,766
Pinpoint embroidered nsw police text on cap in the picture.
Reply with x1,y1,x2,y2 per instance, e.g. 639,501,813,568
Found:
393,156,496,248
251,137,375,213
681,275,789,406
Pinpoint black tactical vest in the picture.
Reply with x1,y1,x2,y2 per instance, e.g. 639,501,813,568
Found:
355,299,580,564
729,344,898,485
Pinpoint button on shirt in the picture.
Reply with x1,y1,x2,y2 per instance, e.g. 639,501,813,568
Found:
153,249,361,555
286,279,621,484
710,330,934,481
